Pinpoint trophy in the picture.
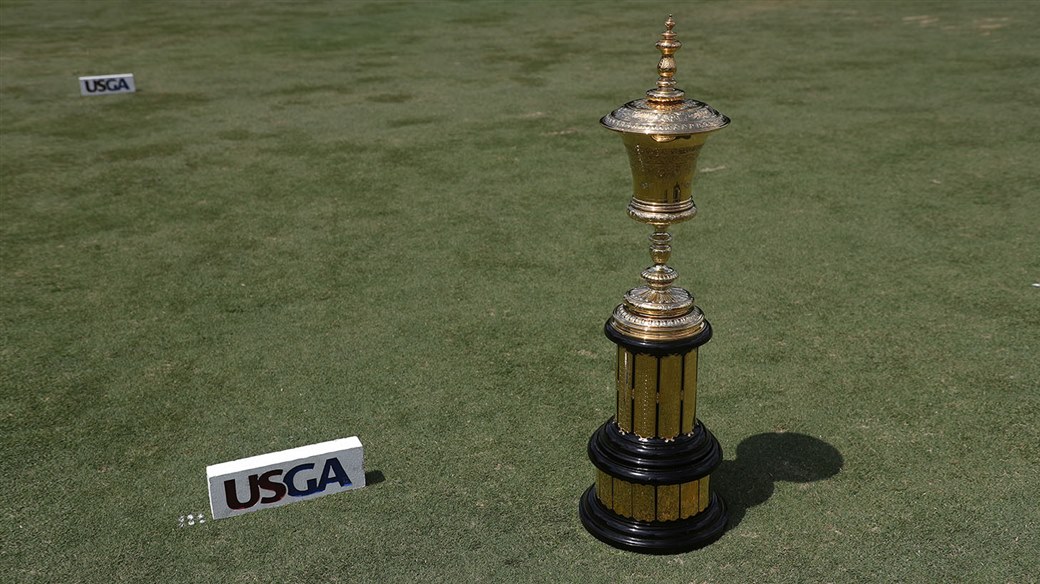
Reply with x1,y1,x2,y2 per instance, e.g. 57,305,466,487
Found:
579,16,730,554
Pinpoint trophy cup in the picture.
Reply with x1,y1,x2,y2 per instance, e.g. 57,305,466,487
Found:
578,16,730,554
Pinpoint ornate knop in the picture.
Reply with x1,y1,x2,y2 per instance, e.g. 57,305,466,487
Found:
647,15,685,104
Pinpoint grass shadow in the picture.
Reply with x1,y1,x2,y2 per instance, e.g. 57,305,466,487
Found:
712,433,843,529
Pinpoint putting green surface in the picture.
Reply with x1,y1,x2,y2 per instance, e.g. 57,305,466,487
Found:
2,1,1038,582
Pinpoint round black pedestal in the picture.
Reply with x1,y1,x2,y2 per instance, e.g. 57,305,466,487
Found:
579,486,727,554
587,419,722,485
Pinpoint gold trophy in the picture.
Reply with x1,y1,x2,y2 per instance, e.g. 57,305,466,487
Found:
579,16,730,553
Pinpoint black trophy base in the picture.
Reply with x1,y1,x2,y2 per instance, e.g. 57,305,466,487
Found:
579,486,727,554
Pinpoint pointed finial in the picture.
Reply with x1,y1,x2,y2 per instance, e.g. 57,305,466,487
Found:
647,15,685,104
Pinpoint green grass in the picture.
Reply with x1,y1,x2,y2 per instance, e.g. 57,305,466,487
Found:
2,1,1038,582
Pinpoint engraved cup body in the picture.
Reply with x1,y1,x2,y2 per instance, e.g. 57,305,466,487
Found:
622,132,710,226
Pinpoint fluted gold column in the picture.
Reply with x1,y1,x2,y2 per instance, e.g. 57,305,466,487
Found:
599,347,710,523
614,348,698,439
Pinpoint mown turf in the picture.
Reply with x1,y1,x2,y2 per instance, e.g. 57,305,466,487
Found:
2,1,1038,582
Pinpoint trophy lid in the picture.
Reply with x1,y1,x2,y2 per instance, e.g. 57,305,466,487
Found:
601,16,730,136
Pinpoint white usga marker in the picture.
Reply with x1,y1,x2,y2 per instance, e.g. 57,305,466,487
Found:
206,436,365,520
79,73,135,96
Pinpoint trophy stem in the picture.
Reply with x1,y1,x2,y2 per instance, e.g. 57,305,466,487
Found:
643,228,677,291
649,229,671,265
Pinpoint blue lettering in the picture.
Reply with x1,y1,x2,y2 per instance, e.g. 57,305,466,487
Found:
284,463,320,497
83,78,130,93
221,456,353,510
317,457,351,491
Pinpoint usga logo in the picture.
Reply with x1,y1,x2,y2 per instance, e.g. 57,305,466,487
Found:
83,78,130,93
223,457,351,510
206,437,365,519
78,73,136,96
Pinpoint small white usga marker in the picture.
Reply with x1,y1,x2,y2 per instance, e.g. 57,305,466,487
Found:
79,73,135,96
206,436,365,520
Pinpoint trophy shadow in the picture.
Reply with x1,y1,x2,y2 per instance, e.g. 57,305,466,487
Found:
711,432,843,529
